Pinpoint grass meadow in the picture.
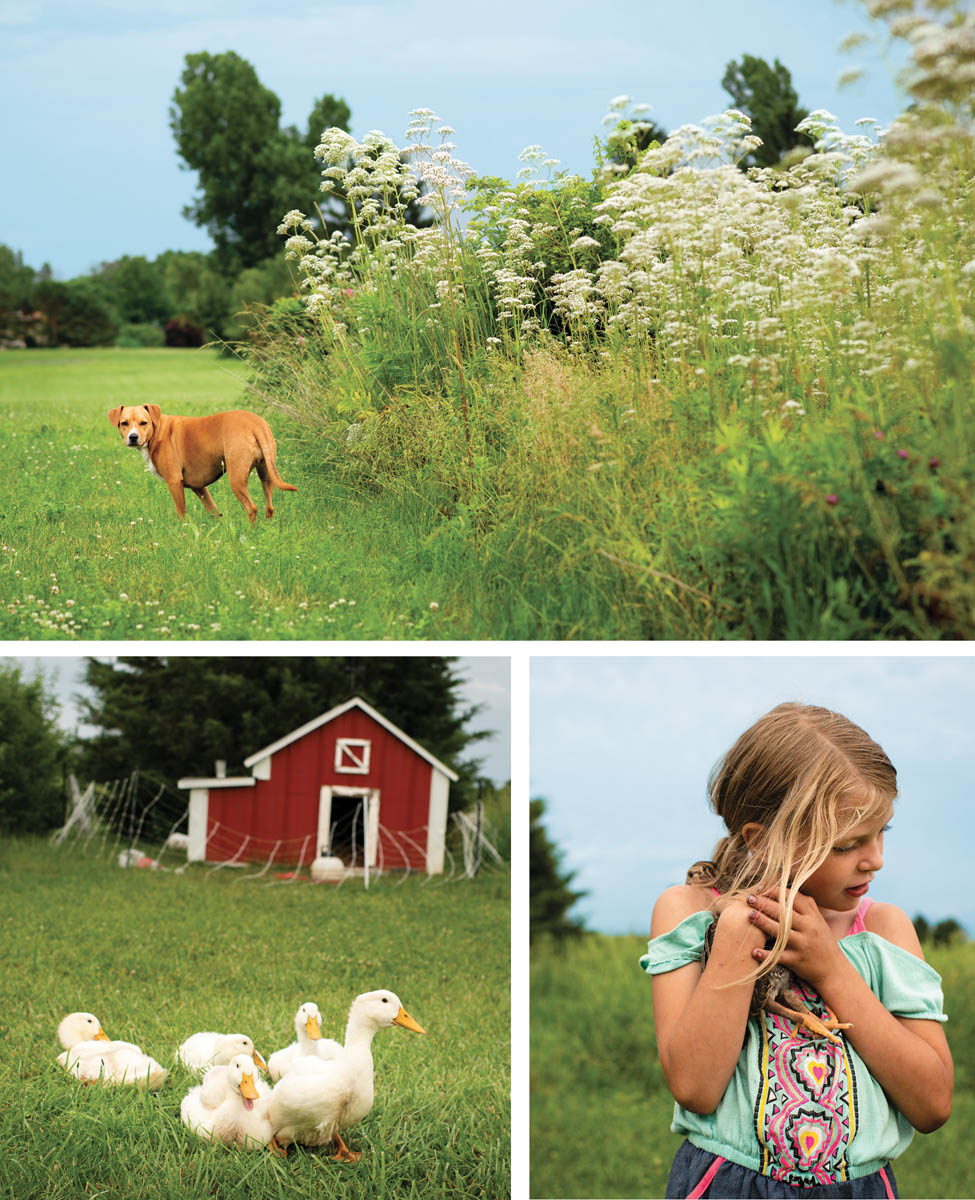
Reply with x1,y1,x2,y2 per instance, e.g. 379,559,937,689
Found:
530,933,974,1200
0,347,486,640
0,837,509,1200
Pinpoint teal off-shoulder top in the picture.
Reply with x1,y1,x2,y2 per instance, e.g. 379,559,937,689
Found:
640,907,947,1187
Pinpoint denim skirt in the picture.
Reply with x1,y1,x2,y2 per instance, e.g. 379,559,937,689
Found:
666,1140,898,1199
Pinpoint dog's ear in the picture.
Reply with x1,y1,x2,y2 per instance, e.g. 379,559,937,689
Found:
108,406,123,426
144,404,161,421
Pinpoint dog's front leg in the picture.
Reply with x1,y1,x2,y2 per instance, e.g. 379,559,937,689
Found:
164,478,188,518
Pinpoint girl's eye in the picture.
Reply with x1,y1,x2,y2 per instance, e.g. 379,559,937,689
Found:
833,823,891,854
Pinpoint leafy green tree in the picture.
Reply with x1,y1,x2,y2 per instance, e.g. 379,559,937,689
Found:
76,657,488,811
530,798,586,941
157,250,232,340
932,918,966,946
0,245,37,313
36,278,119,346
224,254,296,342
170,51,352,271
0,662,70,834
913,913,931,943
92,255,172,325
721,54,814,167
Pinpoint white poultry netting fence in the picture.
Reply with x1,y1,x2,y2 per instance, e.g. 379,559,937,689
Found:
51,772,506,888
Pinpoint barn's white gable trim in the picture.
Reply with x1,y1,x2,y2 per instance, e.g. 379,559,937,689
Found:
243,696,460,781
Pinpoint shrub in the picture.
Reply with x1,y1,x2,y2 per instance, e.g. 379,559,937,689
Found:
116,321,165,348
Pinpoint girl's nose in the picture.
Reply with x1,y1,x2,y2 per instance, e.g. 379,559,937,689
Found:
859,838,884,872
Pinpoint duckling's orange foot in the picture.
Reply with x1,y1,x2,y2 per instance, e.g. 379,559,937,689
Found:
331,1133,361,1163
801,1009,853,1045
268,1136,289,1158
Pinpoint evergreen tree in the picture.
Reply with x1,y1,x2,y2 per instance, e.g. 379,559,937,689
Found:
0,662,70,834
913,914,931,943
76,657,486,810
530,798,586,941
721,54,814,167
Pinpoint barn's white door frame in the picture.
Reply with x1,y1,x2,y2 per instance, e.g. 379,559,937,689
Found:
318,785,380,867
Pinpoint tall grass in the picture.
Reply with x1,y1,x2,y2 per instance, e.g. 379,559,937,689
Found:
252,4,975,639
0,838,509,1200
530,932,974,1200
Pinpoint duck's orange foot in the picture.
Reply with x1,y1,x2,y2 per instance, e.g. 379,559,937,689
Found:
331,1133,361,1163
268,1136,288,1158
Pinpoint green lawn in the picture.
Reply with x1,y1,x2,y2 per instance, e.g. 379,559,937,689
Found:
530,933,973,1200
0,838,510,1199
0,348,490,640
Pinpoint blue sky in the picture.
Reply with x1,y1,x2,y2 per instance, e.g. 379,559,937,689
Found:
15,654,511,785
531,653,975,936
2,0,909,278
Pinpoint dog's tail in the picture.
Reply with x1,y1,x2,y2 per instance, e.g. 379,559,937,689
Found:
256,426,298,492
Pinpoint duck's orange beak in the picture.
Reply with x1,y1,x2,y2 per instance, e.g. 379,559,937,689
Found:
94,1028,110,1041
305,1015,321,1040
392,1007,426,1034
252,1049,267,1070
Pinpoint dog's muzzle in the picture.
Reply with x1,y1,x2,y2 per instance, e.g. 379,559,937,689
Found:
126,433,141,445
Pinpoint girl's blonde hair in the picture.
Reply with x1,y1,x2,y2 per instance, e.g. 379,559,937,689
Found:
688,702,897,980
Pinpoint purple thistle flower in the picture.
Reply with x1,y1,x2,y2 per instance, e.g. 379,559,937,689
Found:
826,493,839,506
897,449,909,459
929,457,940,469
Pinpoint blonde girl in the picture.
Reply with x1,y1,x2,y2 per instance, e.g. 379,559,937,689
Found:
643,703,952,1199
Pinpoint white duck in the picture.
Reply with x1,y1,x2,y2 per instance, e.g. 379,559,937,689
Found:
57,1011,168,1091
180,1054,273,1149
267,989,425,1162
176,1030,268,1075
266,1002,342,1081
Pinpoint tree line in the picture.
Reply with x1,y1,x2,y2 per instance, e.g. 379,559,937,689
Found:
0,657,494,839
1,51,812,351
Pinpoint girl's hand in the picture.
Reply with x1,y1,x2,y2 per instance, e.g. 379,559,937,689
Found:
745,889,843,988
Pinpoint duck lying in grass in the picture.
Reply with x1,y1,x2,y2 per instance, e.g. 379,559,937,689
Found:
268,989,425,1162
57,1011,168,1091
176,1031,267,1074
267,1002,342,1081
180,1054,273,1149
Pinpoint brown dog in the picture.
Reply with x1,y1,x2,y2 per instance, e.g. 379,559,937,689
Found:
108,404,296,524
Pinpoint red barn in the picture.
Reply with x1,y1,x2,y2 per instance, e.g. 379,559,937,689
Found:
177,696,459,874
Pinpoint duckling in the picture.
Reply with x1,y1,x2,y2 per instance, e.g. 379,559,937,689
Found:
267,1002,342,1082
267,989,425,1162
180,1054,273,1149
701,919,852,1045
176,1031,267,1075
57,1011,168,1090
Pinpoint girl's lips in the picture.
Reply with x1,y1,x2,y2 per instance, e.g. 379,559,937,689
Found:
845,882,870,897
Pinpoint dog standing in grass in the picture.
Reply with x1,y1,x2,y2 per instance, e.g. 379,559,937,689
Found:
108,404,297,524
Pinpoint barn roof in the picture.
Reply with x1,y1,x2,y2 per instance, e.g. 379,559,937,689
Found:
242,696,460,781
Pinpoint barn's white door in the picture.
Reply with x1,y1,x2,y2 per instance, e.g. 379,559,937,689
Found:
318,786,380,866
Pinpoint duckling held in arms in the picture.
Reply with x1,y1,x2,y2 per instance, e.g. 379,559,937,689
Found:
701,919,852,1045
267,989,425,1162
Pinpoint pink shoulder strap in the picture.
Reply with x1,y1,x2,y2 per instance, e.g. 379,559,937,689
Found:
846,895,873,936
